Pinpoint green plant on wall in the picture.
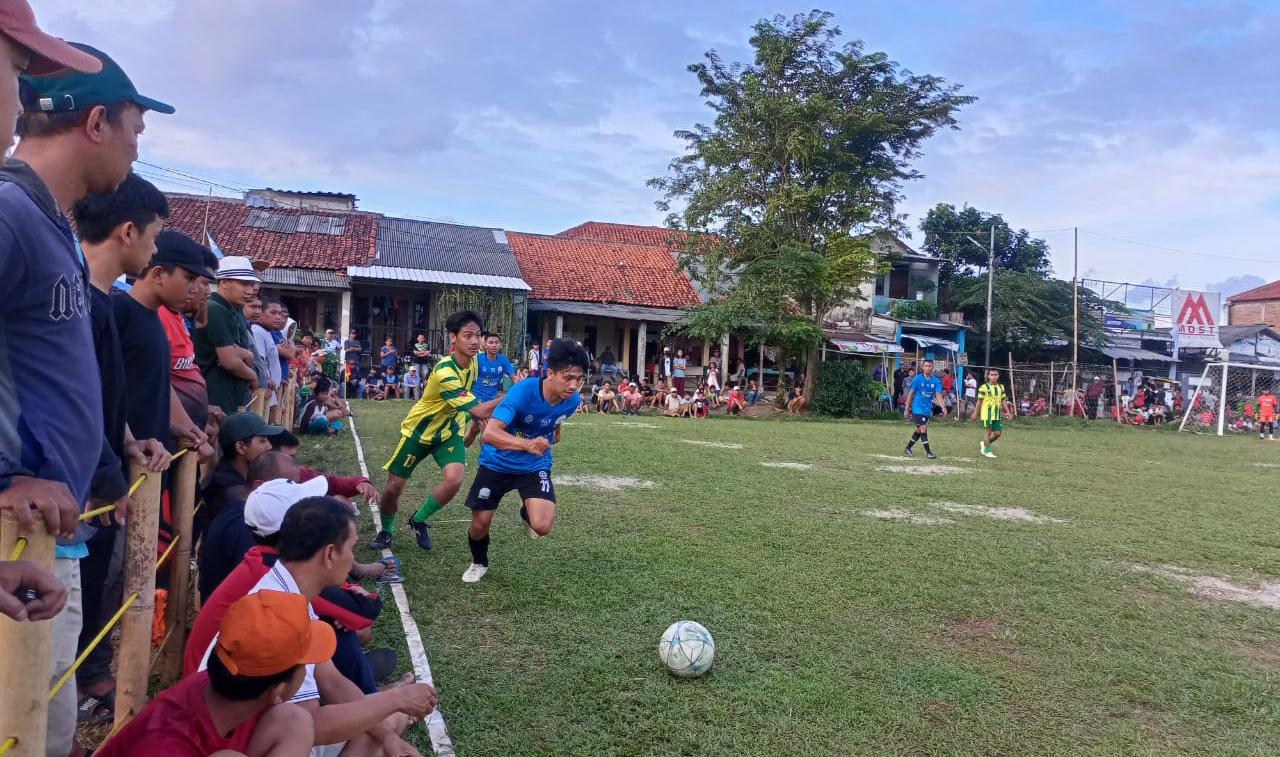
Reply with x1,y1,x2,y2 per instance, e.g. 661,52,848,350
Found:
432,287,526,361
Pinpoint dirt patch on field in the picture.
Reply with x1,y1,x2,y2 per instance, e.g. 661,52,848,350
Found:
680,439,744,449
1252,462,1280,468
869,453,975,462
875,464,971,476
1129,564,1280,609
761,461,813,470
556,475,655,492
1231,640,1280,669
929,502,1067,524
862,507,954,525
932,618,1022,661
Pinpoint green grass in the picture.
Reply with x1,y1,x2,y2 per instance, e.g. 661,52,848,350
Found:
300,402,1280,756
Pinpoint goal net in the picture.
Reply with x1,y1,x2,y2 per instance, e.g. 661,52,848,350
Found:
1178,362,1280,435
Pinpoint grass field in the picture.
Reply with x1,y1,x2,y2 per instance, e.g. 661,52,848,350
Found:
300,401,1279,756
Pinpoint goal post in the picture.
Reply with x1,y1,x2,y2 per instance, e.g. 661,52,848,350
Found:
1178,361,1280,436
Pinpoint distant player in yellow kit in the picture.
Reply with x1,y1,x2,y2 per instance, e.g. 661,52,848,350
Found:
971,368,1015,458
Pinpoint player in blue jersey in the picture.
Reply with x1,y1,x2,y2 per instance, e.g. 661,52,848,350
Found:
464,331,516,448
903,358,946,459
460,338,588,583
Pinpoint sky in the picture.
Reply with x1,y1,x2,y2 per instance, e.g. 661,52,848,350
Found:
35,0,1280,296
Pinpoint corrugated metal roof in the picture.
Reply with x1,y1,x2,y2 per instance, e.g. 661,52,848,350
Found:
526,299,688,323
1101,346,1178,363
261,268,350,290
375,217,524,278
346,265,530,291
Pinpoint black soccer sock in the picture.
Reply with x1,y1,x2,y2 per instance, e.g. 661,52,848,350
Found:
921,433,931,453
468,534,490,567
519,505,530,525
907,431,919,449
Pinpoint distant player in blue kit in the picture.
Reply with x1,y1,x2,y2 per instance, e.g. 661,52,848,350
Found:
460,338,588,583
464,331,515,448
903,358,946,459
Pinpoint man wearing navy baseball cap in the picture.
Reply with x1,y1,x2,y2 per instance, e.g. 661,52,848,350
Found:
0,37,172,755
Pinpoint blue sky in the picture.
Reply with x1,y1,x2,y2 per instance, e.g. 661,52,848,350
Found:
37,0,1280,295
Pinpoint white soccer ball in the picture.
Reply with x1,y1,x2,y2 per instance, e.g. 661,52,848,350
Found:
658,620,715,678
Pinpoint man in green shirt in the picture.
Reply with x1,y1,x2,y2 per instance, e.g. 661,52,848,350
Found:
195,255,260,414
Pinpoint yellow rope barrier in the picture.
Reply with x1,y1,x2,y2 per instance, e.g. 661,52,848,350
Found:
154,534,181,571
0,736,13,755
7,537,27,561
47,593,139,702
127,473,148,498
79,503,116,522
192,498,204,517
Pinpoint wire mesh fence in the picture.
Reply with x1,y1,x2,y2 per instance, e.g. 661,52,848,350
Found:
959,361,1123,420
1178,362,1280,435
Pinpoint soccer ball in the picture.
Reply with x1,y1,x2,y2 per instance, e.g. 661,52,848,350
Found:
658,620,715,678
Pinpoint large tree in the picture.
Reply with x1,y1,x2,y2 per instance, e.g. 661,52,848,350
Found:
946,270,1113,360
920,203,1052,288
651,10,974,397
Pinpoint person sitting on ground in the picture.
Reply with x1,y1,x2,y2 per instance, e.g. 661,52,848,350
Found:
402,366,420,400
366,369,386,401
270,432,380,506
344,358,365,400
788,386,808,415
726,385,746,415
382,366,400,400
621,382,643,415
679,391,696,418
298,379,347,435
746,379,763,406
663,386,682,416
692,385,708,418
648,379,669,409
194,497,436,753
99,591,326,757
596,381,617,414
200,413,284,538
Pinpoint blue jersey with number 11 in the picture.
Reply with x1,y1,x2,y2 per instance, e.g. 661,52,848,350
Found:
479,377,579,473
909,374,942,414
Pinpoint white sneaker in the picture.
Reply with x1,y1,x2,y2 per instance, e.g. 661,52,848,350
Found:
983,449,997,458
462,563,488,583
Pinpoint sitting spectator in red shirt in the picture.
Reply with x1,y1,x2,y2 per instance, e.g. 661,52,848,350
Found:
99,591,330,756
726,385,746,415
270,430,380,506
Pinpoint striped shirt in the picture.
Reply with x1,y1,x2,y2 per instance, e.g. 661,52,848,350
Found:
977,382,1006,422
397,355,478,444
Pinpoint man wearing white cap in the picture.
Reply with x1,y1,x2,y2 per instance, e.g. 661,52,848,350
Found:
195,255,262,414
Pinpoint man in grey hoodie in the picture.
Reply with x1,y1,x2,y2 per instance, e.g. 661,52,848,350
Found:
1,40,172,755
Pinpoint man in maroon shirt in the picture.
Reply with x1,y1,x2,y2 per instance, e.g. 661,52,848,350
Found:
99,590,330,756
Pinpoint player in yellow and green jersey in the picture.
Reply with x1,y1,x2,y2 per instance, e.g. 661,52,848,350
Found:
371,310,502,550
970,368,1015,458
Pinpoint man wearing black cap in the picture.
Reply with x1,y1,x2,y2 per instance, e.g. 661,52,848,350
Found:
0,38,172,755
199,413,284,539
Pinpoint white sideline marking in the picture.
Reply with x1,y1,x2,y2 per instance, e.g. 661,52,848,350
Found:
863,507,954,525
557,474,654,491
761,461,813,470
348,415,455,756
680,439,744,449
875,464,971,476
928,502,1066,524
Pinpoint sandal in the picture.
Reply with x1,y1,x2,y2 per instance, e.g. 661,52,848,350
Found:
375,556,403,585
76,689,114,725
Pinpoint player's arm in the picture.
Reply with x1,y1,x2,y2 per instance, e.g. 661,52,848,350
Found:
482,416,549,455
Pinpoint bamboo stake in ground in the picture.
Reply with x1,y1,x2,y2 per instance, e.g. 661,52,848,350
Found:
1112,358,1123,423
160,451,197,683
0,512,55,756
114,463,161,730
1006,352,1018,415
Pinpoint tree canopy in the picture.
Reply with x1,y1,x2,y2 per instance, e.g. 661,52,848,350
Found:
920,203,1052,288
651,10,974,392
946,270,1112,360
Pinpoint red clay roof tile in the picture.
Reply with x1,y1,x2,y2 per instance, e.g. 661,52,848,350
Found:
163,193,377,270
1228,280,1280,304
506,231,700,309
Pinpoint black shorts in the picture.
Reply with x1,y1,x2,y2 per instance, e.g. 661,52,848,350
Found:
911,413,931,427
465,465,556,511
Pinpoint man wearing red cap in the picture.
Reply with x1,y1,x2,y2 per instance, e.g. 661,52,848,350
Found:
97,591,329,756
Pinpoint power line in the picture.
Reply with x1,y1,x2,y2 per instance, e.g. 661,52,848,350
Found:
1079,229,1280,265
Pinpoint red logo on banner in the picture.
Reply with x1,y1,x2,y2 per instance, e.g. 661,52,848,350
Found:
1176,293,1214,326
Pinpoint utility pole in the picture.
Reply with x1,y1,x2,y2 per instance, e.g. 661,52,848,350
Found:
1072,226,1079,415
964,225,997,369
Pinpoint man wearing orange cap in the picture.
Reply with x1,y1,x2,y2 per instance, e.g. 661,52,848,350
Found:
98,591,327,756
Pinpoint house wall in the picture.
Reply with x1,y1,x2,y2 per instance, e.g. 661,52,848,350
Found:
1228,300,1280,330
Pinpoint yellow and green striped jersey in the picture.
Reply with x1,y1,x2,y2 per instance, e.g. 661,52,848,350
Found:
977,382,1006,422
397,355,478,444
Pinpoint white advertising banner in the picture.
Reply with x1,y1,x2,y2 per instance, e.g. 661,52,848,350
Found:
1171,290,1220,349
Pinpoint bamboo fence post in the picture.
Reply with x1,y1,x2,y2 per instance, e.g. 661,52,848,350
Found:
1049,360,1056,416
0,513,55,756
160,452,197,683
1112,358,1122,423
113,463,162,730
1007,352,1018,415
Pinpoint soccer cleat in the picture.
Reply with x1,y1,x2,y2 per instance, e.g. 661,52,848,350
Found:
369,530,392,550
983,449,997,458
903,447,914,457
410,519,433,551
462,563,488,583
980,441,986,456
926,452,938,460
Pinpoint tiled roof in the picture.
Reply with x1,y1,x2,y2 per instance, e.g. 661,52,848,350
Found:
163,193,377,270
557,221,696,249
375,218,524,278
1227,280,1280,304
506,232,700,309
